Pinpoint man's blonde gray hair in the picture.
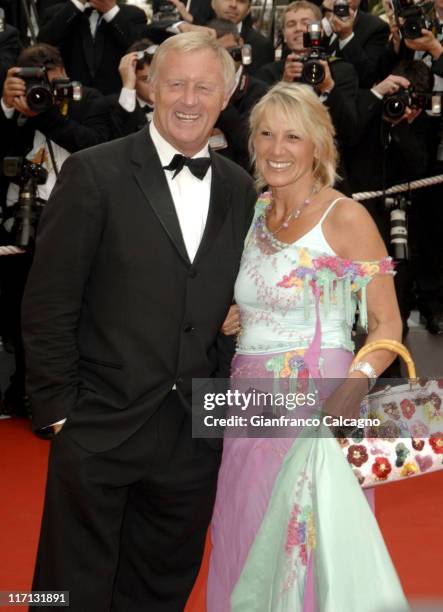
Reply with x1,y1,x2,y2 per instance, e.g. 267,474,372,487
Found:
149,32,236,94
249,82,338,190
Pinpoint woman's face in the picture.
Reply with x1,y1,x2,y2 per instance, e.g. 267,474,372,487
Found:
253,109,316,191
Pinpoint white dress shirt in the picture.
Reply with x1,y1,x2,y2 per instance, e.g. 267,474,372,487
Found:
149,121,211,263
70,0,120,37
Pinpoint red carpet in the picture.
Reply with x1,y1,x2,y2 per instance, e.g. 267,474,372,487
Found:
1,418,442,611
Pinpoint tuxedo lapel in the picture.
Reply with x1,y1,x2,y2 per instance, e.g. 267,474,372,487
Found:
193,151,232,265
131,127,190,264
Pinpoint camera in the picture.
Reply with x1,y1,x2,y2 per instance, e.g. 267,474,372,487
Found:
15,66,82,113
333,0,350,18
152,0,178,20
300,22,329,85
227,44,252,66
384,195,410,260
383,87,442,119
3,157,47,248
392,0,435,39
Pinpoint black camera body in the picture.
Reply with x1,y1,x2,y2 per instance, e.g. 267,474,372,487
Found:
227,44,252,66
15,66,82,113
392,0,435,39
333,0,350,18
3,157,47,248
383,87,442,119
300,25,329,85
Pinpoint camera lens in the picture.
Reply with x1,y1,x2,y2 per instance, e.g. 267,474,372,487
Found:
383,95,407,120
26,84,53,113
302,60,325,86
390,208,408,260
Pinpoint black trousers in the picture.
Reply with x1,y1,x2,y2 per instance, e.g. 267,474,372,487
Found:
31,392,221,612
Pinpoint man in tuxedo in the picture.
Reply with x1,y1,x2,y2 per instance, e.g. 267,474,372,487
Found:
22,31,256,611
321,0,389,87
37,0,148,94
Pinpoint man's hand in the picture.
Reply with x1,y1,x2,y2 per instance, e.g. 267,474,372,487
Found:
119,52,138,90
372,74,410,97
3,67,26,108
315,60,335,95
329,9,356,40
12,96,39,117
89,0,117,13
167,0,193,22
283,53,304,82
221,304,241,336
405,28,443,60
178,22,216,37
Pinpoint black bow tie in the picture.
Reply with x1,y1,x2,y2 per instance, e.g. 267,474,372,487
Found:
163,154,211,180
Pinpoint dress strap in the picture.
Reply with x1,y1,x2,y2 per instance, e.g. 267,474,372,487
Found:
317,197,348,226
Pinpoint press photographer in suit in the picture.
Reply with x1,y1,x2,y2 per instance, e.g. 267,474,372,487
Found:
108,38,155,139
321,0,389,87
256,2,359,162
37,0,148,94
22,32,256,611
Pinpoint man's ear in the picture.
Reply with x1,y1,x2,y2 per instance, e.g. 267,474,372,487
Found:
221,91,232,111
211,0,216,11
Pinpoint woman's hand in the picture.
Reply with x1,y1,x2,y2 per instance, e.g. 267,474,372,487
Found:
221,304,241,336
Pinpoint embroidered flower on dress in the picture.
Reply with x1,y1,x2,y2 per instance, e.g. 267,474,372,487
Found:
400,461,419,477
412,438,425,451
372,457,392,480
410,420,430,438
429,432,443,454
400,399,416,420
347,444,369,467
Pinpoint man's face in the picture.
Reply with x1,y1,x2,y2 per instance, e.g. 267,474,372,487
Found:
283,8,318,53
435,0,443,15
135,64,152,104
211,0,250,25
150,49,230,156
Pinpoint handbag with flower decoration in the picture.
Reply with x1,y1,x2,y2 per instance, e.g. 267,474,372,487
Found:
340,340,443,488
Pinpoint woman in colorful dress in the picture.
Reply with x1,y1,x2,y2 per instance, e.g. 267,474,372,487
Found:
207,82,409,611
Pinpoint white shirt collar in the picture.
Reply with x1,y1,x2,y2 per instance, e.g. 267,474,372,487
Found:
149,120,209,168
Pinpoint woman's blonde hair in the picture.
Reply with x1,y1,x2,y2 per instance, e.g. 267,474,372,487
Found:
149,32,236,94
249,82,338,190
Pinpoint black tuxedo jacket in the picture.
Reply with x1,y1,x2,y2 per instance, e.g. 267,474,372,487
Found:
242,25,275,76
38,2,148,94
216,73,267,170
255,58,359,148
22,127,256,452
106,94,151,139
325,10,389,88
0,24,22,87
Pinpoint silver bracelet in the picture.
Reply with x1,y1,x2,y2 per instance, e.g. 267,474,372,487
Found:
349,361,377,391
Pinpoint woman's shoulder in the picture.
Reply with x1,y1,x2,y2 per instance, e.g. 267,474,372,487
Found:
322,191,387,261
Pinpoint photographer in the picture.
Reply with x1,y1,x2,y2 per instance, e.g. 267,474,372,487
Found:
108,38,155,139
321,0,389,87
208,0,274,75
37,0,148,94
0,42,109,417
256,1,359,151
346,61,440,332
209,18,267,169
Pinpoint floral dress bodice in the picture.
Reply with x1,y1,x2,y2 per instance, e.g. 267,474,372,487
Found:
234,193,395,355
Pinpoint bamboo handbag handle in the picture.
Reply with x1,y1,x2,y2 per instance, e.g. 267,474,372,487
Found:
352,339,417,379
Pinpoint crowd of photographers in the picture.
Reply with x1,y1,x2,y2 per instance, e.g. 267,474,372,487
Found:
0,0,442,417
